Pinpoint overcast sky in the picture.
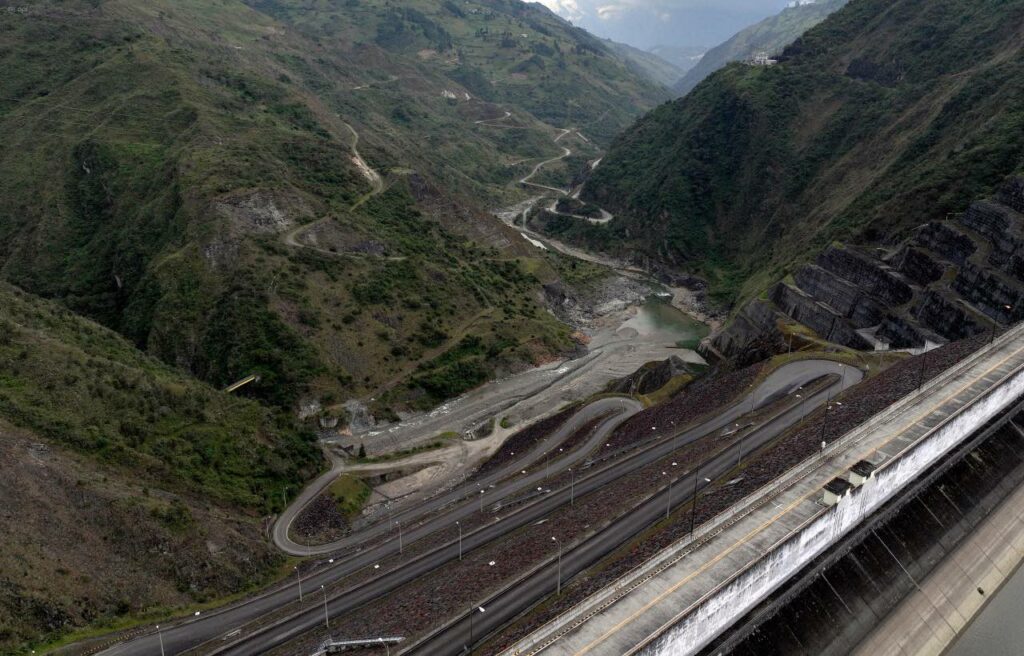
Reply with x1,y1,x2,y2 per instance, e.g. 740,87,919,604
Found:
533,0,792,50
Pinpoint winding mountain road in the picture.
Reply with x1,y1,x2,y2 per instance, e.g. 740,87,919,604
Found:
519,128,572,195
95,360,859,656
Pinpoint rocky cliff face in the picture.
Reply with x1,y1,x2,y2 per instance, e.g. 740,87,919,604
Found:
710,177,1024,357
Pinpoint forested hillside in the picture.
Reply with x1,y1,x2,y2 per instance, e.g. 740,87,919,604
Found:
0,0,664,418
674,0,848,96
0,281,321,650
573,0,1024,302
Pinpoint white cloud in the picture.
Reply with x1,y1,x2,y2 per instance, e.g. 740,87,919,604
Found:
533,0,584,21
533,1,789,49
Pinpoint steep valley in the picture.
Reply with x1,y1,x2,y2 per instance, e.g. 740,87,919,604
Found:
0,0,667,417
0,0,671,649
571,0,1024,307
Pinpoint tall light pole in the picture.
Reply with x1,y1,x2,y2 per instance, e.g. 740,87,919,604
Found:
663,462,677,520
469,606,486,645
552,536,562,595
457,521,463,561
295,565,303,603
820,401,842,445
689,474,712,540
479,488,485,513
378,637,390,656
396,520,403,555
321,585,329,628
569,468,575,506
157,625,165,656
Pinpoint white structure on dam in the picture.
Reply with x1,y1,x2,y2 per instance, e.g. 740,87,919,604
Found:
505,324,1024,656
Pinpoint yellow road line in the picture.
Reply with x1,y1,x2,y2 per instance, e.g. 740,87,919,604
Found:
572,342,1024,656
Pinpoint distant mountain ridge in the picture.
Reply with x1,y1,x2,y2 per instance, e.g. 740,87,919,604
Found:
650,45,707,74
551,0,1024,308
604,39,686,88
674,0,848,96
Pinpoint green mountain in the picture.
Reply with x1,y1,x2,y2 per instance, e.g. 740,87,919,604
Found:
0,2,669,645
604,40,683,88
0,281,321,649
650,45,707,75
674,0,848,96
571,0,1024,303
0,0,666,418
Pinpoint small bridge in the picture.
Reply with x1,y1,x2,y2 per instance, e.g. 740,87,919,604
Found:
223,374,260,393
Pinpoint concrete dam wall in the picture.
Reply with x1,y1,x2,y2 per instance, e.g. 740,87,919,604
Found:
636,358,1024,656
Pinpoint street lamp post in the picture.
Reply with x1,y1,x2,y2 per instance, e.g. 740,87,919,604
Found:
820,401,842,445
468,606,486,645
157,625,165,656
321,585,329,628
396,520,403,555
689,473,712,541
378,637,390,656
992,305,1012,343
552,536,562,595
295,566,303,603
457,521,463,561
569,468,575,506
479,488,485,513
663,462,677,520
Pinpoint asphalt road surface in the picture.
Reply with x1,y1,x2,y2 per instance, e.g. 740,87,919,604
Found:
97,361,858,656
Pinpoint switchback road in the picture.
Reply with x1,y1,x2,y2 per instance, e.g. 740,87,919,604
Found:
92,361,857,656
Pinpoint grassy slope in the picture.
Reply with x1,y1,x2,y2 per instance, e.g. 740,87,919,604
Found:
674,0,848,96
0,281,322,650
0,0,663,415
577,0,1024,303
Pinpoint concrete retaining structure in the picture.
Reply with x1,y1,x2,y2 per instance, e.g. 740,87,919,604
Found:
505,325,1024,656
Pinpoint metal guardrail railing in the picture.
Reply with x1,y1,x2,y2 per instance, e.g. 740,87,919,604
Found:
502,324,1024,656
625,347,1024,656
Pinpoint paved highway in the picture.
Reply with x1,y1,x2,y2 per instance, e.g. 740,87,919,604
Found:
274,398,643,556
97,361,857,656
99,399,639,656
408,365,856,655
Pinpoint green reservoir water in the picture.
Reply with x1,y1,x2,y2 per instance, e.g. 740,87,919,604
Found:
622,296,708,349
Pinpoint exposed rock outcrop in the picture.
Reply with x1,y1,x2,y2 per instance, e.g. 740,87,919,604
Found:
998,177,1024,214
709,176,1024,357
609,355,700,396
912,222,975,266
769,283,872,350
793,264,885,329
816,246,913,306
